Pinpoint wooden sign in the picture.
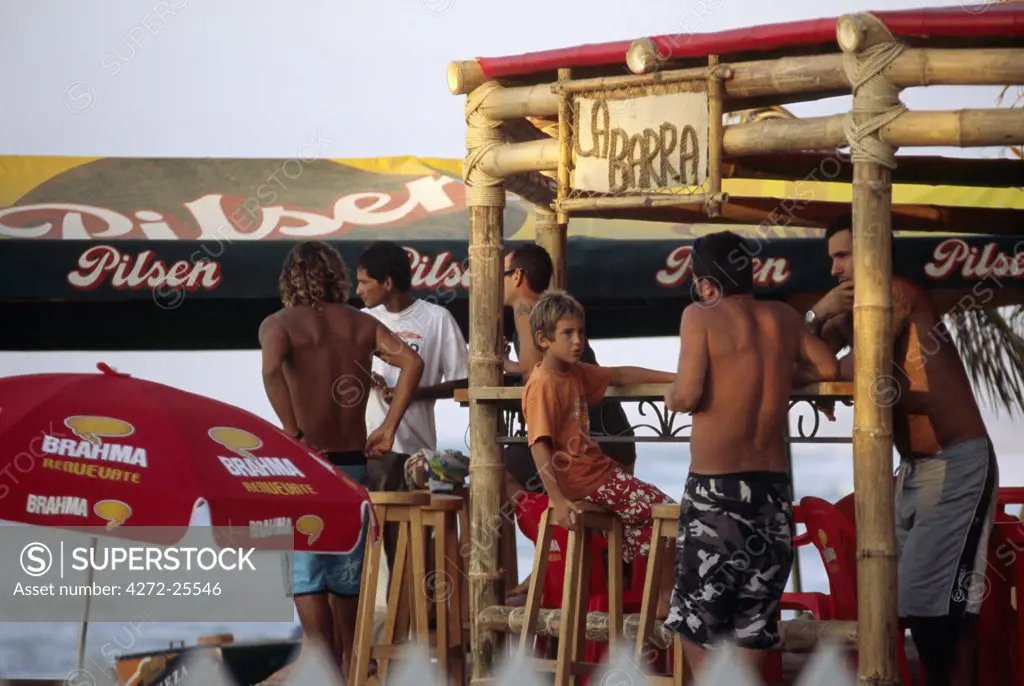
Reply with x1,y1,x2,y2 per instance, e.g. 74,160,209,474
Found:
572,91,709,194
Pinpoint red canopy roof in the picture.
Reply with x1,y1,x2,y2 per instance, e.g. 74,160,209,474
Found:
476,4,1024,79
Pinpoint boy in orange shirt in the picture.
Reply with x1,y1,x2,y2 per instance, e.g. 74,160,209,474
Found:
522,290,677,569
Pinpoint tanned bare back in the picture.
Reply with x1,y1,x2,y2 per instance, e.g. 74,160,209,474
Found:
664,230,839,676
673,297,840,475
261,303,404,453
259,241,423,458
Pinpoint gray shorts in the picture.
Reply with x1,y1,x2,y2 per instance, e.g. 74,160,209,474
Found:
895,436,998,618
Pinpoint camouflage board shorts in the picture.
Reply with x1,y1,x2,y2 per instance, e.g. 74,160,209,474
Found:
664,471,794,650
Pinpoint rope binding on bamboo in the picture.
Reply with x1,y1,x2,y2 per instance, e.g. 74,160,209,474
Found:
465,80,508,207
840,14,907,170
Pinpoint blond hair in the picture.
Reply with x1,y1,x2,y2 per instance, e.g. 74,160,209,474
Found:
529,289,585,345
278,241,351,310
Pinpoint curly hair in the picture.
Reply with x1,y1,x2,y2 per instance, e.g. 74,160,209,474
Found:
278,241,351,310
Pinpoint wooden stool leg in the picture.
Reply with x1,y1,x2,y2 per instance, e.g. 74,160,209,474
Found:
444,513,466,686
672,634,684,686
636,518,665,664
519,508,553,659
377,522,411,685
555,523,586,686
351,504,387,686
607,520,624,650
409,507,431,649
568,535,593,686
431,511,450,684
458,503,470,643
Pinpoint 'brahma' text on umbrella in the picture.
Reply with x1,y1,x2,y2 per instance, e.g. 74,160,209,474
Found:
41,435,148,468
218,456,306,479
26,494,89,517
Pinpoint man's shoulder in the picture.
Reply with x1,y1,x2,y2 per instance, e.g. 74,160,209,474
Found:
416,298,459,323
259,308,290,334
761,299,803,323
360,304,386,320
893,275,927,300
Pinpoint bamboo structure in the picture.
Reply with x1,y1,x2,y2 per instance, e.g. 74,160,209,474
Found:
467,108,1024,179
464,85,507,683
448,6,1024,685
476,606,858,653
450,48,1024,106
534,208,566,290
838,13,902,685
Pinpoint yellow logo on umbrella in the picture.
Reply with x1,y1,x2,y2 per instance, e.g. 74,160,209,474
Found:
65,416,135,445
94,499,132,529
295,515,324,545
208,427,262,458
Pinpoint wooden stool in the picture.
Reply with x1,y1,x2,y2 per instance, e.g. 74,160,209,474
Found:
415,486,471,646
635,503,684,686
420,494,467,686
350,492,432,686
518,501,624,686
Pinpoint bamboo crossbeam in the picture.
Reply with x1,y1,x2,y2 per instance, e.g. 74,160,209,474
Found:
558,193,717,212
453,382,853,404
477,605,857,653
456,48,1024,113
477,108,1024,179
724,108,1024,155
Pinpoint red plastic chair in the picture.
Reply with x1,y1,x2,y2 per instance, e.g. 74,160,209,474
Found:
779,502,832,620
977,512,1022,686
798,496,916,686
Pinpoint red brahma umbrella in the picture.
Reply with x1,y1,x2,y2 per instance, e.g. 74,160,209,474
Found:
0,362,374,554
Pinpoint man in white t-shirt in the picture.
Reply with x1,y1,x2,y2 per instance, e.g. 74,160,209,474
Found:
355,241,469,456
355,241,469,582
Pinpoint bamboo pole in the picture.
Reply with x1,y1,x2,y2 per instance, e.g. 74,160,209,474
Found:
838,12,900,686
473,108,1024,178
463,82,508,685
534,208,566,290
555,68,572,225
559,193,721,212
451,48,1024,106
476,606,858,652
553,65,718,94
707,55,724,218
478,139,559,178
724,108,1024,155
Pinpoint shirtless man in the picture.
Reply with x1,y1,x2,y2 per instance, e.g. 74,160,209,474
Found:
259,241,424,678
806,214,997,686
662,230,840,677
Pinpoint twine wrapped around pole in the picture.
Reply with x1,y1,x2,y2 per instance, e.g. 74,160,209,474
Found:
465,81,508,208
840,20,906,169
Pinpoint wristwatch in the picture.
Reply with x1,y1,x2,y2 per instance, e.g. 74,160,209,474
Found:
293,429,304,441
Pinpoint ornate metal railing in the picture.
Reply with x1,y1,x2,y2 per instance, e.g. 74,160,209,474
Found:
454,382,854,445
